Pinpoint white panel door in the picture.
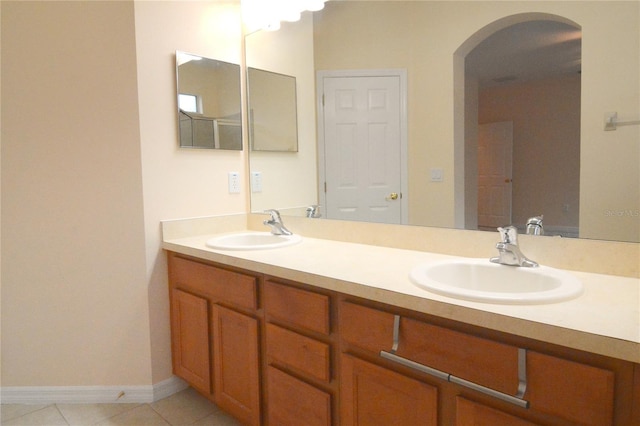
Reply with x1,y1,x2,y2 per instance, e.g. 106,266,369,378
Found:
322,75,402,223
478,121,513,228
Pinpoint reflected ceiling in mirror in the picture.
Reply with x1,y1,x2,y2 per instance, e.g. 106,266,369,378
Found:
244,2,640,243
176,51,242,150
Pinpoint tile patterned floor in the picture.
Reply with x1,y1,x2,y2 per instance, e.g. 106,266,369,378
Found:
0,387,241,426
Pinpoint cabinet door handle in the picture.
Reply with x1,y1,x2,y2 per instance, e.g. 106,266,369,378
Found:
380,315,529,409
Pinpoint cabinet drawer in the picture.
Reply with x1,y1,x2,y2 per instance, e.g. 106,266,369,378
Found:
527,351,614,426
340,301,519,395
267,366,332,426
340,301,395,351
265,280,330,335
266,323,330,382
169,255,257,310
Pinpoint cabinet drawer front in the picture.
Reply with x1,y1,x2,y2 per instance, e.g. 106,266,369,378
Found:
340,301,519,395
267,366,332,426
265,280,330,335
266,323,331,382
400,316,520,395
340,301,395,351
527,351,614,426
341,354,438,426
170,255,257,310
456,397,538,426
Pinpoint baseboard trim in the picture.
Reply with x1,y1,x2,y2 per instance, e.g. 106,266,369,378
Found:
0,376,188,404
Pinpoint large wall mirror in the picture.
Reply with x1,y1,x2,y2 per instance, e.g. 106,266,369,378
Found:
176,51,242,150
244,1,639,243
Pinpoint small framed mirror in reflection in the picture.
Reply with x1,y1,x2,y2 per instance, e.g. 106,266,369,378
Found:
176,51,242,150
248,67,298,152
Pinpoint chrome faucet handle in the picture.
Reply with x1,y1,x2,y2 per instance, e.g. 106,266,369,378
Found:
497,225,519,245
264,209,282,222
526,215,544,235
306,205,322,218
263,209,293,235
492,225,538,267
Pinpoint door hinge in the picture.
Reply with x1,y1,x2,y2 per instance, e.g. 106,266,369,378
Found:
322,93,325,107
324,182,327,193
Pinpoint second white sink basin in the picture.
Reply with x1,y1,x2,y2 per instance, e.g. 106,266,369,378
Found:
409,258,583,304
206,232,302,251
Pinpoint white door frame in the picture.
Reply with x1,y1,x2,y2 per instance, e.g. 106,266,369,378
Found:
316,69,409,224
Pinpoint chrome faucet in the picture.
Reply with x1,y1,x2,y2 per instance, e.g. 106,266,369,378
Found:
526,215,544,235
306,205,322,218
263,209,293,235
490,226,538,267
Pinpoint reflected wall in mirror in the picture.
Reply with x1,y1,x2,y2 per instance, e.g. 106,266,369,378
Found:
245,1,639,242
245,13,318,213
248,67,298,152
176,51,242,150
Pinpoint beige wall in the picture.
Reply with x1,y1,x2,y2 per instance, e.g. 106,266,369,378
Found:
1,1,150,386
1,0,245,389
313,1,639,241
478,74,581,231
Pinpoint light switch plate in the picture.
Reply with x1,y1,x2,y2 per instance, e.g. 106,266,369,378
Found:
228,172,241,193
251,171,262,193
430,168,444,182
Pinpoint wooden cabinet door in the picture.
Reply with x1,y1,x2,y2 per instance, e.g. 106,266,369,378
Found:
170,289,211,395
341,354,438,426
212,304,261,426
267,366,332,426
456,397,539,426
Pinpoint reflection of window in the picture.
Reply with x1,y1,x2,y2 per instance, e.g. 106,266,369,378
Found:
178,93,199,113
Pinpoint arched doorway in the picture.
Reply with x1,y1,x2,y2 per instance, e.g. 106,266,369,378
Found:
453,14,581,235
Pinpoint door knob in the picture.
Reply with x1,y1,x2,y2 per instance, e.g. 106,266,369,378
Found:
386,192,399,201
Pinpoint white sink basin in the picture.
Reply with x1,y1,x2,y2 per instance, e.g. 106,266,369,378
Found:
409,258,583,304
205,232,302,251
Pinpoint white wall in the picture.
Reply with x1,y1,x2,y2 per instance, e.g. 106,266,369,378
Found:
134,1,245,384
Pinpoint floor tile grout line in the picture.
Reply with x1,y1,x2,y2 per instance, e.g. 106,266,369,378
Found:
53,404,71,425
0,403,57,424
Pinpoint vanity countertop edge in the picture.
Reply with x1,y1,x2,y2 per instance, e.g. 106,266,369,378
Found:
162,232,640,364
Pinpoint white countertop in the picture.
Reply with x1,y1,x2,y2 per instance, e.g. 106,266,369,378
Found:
163,232,640,363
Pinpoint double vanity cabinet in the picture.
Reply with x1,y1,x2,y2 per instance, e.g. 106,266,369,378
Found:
167,250,640,426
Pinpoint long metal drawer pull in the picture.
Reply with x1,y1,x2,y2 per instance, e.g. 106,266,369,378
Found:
379,315,529,409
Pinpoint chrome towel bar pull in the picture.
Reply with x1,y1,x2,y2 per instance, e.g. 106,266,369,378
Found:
379,315,530,409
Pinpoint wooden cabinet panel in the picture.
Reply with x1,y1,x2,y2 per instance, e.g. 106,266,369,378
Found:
527,351,614,426
266,323,330,382
170,289,211,395
340,301,395,352
456,397,539,426
341,354,438,426
212,304,261,426
170,255,257,309
400,316,519,395
265,280,330,335
267,366,332,426
340,301,519,395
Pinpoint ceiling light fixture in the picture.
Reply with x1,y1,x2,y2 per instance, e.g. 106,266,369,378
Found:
242,0,329,32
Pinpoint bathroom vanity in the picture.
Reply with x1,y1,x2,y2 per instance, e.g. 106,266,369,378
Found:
163,218,640,426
